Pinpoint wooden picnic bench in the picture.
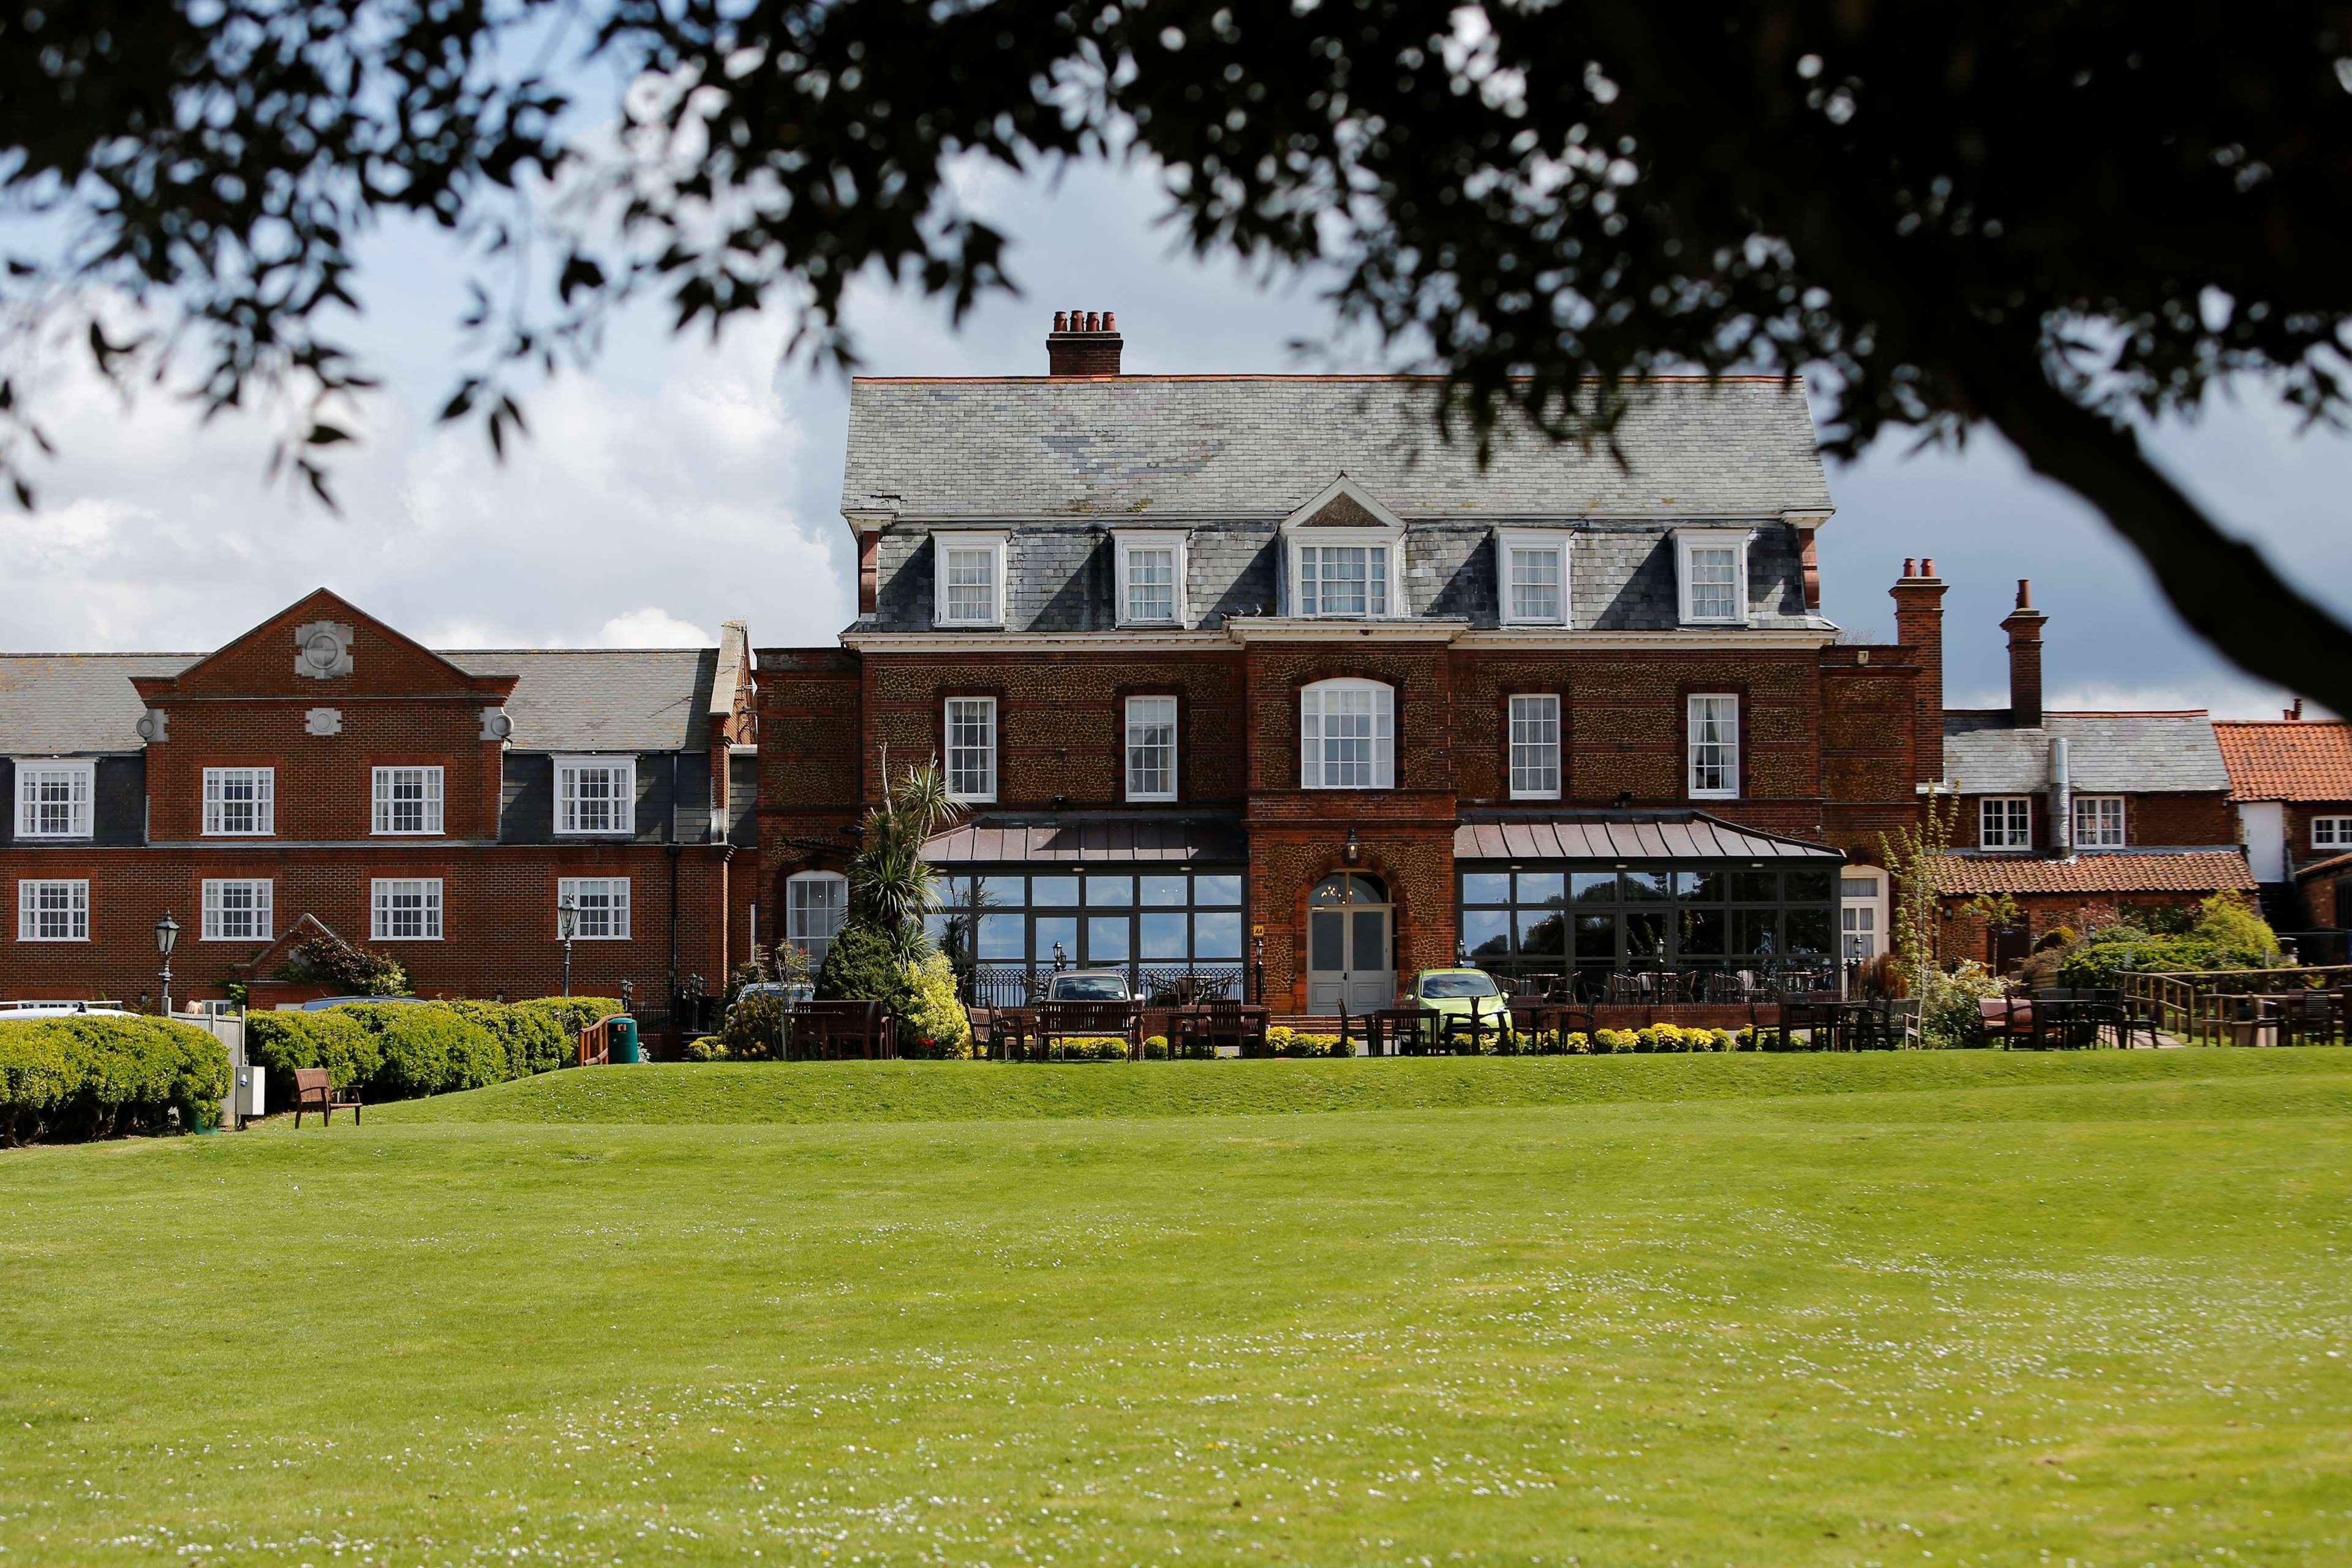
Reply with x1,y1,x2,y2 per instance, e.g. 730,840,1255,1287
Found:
291,1066,362,1127
791,999,897,1060
1035,999,1144,1061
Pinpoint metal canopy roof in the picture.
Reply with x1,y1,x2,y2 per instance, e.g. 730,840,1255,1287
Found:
924,815,1247,864
1453,813,1843,862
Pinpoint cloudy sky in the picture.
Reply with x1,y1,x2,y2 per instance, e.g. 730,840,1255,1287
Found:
2,155,2345,718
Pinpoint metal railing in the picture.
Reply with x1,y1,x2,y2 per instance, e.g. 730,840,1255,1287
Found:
962,962,1246,1008
2120,965,2352,1044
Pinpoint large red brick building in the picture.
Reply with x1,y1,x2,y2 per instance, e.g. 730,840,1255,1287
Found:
756,317,1943,1011
1,590,756,1011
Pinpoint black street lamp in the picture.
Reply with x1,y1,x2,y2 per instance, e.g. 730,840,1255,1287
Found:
557,895,579,998
154,911,181,1017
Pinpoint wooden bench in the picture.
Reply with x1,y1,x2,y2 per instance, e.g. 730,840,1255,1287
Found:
291,1066,361,1127
1035,1000,1143,1061
791,999,897,1060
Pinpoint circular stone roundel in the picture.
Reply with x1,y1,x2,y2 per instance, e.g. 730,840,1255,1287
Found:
303,630,342,672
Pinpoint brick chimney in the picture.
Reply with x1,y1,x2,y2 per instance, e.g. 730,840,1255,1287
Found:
2001,578,2049,729
2286,697,2305,721
1890,557,1947,786
1047,309,1122,375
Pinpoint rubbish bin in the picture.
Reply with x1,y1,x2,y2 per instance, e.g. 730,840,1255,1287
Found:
611,1016,641,1064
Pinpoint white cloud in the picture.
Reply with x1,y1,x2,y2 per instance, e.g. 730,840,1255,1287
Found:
0,312,846,654
597,608,716,647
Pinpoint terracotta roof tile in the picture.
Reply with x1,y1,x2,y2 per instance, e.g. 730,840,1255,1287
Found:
2212,720,2352,802
1930,850,2255,896
2296,850,2352,883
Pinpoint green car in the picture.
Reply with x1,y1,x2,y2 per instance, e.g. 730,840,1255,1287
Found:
1400,967,1514,1046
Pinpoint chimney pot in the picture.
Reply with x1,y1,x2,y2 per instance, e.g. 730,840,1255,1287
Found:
1921,556,1934,576
1053,311,1066,331
1046,309,1125,375
2289,698,2305,721
2016,578,2033,609
1902,557,1917,579
1103,311,1115,330
1084,311,1099,331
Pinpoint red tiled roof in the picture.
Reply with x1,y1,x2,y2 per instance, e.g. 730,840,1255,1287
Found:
1930,851,2256,896
2297,851,2352,883
2212,720,2352,802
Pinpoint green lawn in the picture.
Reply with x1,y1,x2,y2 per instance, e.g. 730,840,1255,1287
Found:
4,1052,2349,1566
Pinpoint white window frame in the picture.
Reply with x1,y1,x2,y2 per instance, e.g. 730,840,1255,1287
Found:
13,759,95,840
2073,794,2127,848
1124,695,1179,803
1289,532,1403,619
557,876,631,941
1675,528,1754,626
1300,679,1396,790
1840,869,1887,966
944,696,998,803
932,531,1009,628
371,766,445,836
201,878,274,942
1980,796,2033,851
1507,693,1561,801
1686,693,1740,800
16,878,89,941
786,870,849,970
371,878,444,941
202,767,276,837
1498,532,1570,627
1114,530,1188,627
2312,816,2352,850
556,756,637,837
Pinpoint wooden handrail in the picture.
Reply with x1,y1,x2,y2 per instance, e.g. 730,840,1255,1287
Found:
578,1016,612,1066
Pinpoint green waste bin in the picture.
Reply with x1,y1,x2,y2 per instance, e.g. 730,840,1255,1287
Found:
611,1016,641,1065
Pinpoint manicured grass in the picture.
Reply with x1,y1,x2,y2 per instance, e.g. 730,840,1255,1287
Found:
2,1051,2348,1566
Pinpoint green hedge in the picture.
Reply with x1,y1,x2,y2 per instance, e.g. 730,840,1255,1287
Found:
246,997,622,1106
0,1016,232,1145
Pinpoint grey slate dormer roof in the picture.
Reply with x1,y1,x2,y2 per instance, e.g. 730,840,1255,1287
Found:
0,649,720,755
843,375,1832,521
1942,711,2231,794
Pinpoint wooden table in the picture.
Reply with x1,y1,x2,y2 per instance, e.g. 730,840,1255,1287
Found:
1361,1006,1445,1056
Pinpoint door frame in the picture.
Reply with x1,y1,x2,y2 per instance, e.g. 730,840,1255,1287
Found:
1305,872,1395,1013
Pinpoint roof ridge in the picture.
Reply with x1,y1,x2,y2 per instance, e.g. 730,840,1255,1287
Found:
851,372,1793,385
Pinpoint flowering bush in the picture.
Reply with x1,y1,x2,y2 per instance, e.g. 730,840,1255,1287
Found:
1264,1027,1352,1058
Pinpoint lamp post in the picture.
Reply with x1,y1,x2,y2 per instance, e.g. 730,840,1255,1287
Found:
154,911,181,1017
557,895,579,998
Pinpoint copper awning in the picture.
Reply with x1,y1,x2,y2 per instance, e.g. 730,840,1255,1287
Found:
924,815,1247,864
1453,812,1842,862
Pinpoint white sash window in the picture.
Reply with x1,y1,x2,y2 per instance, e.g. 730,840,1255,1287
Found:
1301,680,1395,790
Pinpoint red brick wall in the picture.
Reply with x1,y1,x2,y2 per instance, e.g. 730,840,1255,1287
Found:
2283,801,2352,878
1,845,729,1005
1953,790,2236,852
1936,891,2207,966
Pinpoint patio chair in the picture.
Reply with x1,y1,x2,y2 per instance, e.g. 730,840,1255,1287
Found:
2278,990,2345,1048
291,1066,361,1127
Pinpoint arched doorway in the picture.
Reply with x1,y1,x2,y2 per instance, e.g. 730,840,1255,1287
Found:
1308,872,1393,1012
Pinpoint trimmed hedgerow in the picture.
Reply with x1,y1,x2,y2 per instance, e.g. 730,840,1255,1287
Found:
247,997,624,1106
0,1016,231,1145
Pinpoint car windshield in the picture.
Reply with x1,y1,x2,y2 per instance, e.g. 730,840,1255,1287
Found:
1419,973,1499,999
1050,974,1129,1001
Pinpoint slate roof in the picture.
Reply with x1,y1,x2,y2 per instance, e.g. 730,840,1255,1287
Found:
1929,850,2255,895
923,814,1247,863
2212,720,2352,802
1454,812,1842,862
843,375,1833,521
0,653,202,753
1941,711,2231,794
0,649,719,755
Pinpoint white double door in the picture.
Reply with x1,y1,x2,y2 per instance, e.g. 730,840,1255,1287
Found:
1307,903,1392,1013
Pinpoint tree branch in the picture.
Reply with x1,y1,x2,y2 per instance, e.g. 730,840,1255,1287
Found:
1966,354,2352,720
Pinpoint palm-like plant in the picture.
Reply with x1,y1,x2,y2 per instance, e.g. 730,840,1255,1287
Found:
846,755,964,956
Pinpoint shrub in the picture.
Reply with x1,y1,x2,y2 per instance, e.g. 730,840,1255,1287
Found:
814,916,916,1016
450,999,566,1079
336,1004,504,1098
897,951,970,1059
1046,1035,1133,1061
279,930,410,996
0,1016,230,1145
1264,1027,1351,1058
245,1009,385,1103
714,992,791,1061
2057,894,2281,989
1919,960,2005,1048
1142,1035,1170,1060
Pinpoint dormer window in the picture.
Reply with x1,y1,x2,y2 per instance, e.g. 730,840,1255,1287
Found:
1297,543,1390,617
1499,532,1569,627
932,532,1008,628
1675,528,1753,625
1114,530,1188,627
1281,477,1408,619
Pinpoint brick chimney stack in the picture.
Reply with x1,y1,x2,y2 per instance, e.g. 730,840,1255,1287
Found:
1047,309,1123,375
1890,557,1948,786
2001,578,2049,729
